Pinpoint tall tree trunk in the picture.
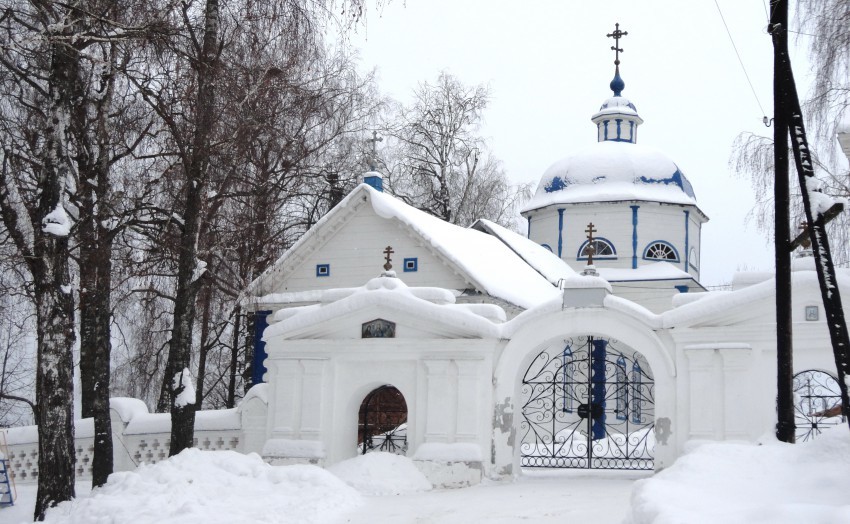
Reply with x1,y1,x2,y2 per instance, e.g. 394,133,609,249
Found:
33,35,79,521
195,284,213,408
226,307,241,408
159,0,220,456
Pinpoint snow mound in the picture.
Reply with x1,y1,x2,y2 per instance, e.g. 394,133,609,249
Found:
626,427,850,524
328,452,432,495
42,449,361,524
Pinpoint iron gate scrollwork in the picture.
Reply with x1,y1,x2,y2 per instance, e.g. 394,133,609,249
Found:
520,336,655,470
358,385,408,455
793,370,844,442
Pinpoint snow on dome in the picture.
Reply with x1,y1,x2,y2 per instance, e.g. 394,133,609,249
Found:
596,95,638,116
522,141,698,212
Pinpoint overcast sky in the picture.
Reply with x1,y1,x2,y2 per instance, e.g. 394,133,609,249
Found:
345,0,837,286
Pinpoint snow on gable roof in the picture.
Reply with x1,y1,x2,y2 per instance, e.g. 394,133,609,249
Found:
470,218,577,285
264,274,504,340
366,186,562,309
245,184,561,310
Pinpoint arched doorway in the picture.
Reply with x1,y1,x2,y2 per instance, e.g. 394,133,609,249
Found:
358,385,408,455
520,336,654,470
793,369,844,442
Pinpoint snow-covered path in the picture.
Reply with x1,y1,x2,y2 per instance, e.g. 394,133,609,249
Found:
342,470,643,524
5,470,641,524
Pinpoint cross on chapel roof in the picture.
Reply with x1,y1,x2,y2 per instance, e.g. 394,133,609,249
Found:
606,23,628,96
367,131,383,171
383,245,394,271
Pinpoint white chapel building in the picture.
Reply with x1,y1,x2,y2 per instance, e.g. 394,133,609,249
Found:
237,56,848,487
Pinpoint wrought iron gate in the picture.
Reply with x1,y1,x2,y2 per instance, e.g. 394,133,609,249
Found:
358,385,408,455
793,370,844,442
520,336,655,470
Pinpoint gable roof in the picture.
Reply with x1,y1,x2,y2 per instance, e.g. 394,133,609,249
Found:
244,184,561,310
470,219,577,286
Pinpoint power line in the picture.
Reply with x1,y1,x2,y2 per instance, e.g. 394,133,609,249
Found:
714,0,767,117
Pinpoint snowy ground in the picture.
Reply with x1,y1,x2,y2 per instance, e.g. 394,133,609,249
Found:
3,427,850,523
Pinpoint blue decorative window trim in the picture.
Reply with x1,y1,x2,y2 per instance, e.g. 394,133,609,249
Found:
403,257,418,272
577,237,617,260
540,243,553,252
642,241,679,262
316,263,330,277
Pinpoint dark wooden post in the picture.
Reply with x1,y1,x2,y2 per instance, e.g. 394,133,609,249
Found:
770,0,795,443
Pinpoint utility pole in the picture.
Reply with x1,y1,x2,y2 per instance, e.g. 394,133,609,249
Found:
771,0,850,432
770,0,795,443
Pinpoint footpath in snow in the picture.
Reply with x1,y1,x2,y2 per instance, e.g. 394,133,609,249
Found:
3,426,850,523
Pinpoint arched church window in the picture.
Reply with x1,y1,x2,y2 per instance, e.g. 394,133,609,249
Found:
643,241,679,262
577,238,617,260
689,247,699,270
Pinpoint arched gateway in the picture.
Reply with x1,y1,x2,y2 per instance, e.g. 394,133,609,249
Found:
520,336,654,470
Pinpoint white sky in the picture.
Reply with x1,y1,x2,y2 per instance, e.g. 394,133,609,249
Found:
346,0,822,286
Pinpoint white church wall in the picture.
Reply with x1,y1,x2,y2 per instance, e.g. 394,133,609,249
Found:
527,210,560,255
262,326,499,487
277,204,470,294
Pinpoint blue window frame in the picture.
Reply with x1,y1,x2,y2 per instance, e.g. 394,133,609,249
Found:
642,240,680,262
577,237,617,260
316,263,330,277
540,243,553,252
403,257,418,272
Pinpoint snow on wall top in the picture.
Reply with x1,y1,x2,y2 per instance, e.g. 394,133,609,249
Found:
598,262,693,282
521,141,699,213
470,218,577,285
264,274,505,339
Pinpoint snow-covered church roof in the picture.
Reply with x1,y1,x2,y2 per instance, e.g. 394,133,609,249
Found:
521,58,702,214
522,141,698,212
245,184,573,310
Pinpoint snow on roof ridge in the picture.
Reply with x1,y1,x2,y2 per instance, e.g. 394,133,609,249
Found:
364,187,561,309
471,218,578,285
245,185,560,310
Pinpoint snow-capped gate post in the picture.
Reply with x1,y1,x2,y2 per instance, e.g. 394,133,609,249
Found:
771,0,850,432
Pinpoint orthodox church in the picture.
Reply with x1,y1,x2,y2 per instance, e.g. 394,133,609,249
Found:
239,32,846,487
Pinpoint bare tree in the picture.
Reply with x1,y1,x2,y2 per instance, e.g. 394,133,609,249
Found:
382,72,530,229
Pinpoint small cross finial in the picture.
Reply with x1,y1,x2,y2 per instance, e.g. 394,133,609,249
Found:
383,245,394,271
585,222,598,266
367,131,383,171
607,22,628,66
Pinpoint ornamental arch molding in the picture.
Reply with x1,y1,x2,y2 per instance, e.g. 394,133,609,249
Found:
492,307,677,476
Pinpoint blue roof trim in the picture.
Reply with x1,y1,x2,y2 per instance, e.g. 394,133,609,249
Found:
637,168,697,199
544,176,570,193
